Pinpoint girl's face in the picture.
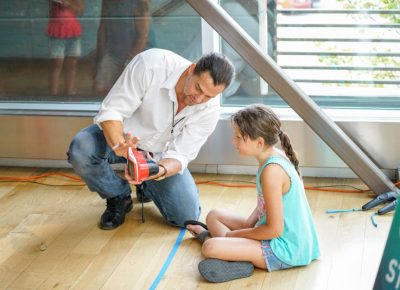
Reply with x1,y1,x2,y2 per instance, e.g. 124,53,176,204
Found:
231,123,259,156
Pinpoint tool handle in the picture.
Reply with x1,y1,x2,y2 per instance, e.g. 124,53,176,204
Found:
361,191,398,211
377,199,398,215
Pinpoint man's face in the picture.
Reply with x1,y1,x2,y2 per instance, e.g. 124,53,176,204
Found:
181,70,226,106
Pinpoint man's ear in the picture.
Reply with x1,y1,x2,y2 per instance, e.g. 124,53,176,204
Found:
188,63,196,73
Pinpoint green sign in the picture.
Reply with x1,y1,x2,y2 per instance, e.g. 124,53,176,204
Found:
374,198,400,290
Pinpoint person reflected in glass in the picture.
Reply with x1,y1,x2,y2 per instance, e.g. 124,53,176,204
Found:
93,0,155,96
47,0,84,96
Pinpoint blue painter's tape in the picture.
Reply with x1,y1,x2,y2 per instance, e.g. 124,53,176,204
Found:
149,228,186,290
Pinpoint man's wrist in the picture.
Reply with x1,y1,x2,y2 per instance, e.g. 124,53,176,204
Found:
155,163,167,181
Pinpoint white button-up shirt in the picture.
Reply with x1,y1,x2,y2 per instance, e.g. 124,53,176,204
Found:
94,48,221,173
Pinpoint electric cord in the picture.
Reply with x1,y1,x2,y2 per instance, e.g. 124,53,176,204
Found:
2,172,398,228
0,180,85,186
1,172,398,192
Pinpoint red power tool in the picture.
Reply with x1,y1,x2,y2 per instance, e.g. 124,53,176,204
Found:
127,147,159,183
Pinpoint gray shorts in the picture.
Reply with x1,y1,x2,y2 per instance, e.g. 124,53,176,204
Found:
261,240,293,272
49,37,81,58
94,52,124,87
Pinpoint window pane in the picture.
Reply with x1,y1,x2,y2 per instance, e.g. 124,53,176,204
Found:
0,0,200,103
218,0,400,109
2,0,399,110
219,0,281,107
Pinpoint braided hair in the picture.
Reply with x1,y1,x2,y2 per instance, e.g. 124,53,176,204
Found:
232,104,300,176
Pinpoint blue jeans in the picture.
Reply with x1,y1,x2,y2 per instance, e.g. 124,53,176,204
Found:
67,125,201,227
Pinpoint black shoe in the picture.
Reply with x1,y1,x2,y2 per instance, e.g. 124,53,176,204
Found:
99,195,133,230
136,185,152,203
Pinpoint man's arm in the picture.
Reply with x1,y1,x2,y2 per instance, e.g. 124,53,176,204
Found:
126,0,151,62
157,158,182,178
94,53,147,126
100,120,125,150
100,120,140,160
100,119,177,183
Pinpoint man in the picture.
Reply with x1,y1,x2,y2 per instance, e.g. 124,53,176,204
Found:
68,48,235,230
93,0,155,96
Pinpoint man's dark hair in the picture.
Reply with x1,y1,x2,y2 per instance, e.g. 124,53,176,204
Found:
194,52,235,88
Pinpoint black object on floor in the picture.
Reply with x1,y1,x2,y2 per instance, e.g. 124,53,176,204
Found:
362,191,399,214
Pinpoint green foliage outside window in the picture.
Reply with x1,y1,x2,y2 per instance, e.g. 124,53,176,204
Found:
318,0,400,88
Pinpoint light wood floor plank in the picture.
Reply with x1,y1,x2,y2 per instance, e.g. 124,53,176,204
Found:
70,220,145,290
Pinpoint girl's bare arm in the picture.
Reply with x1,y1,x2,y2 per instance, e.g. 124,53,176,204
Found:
227,164,286,240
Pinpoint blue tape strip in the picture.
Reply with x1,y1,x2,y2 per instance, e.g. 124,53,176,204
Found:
370,212,378,228
326,208,362,214
149,228,186,290
326,208,379,227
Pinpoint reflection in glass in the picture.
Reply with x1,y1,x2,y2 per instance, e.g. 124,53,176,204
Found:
3,0,397,109
220,0,279,106
47,0,84,96
93,0,155,96
0,0,201,103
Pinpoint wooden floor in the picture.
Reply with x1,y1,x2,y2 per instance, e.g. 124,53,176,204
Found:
0,167,393,290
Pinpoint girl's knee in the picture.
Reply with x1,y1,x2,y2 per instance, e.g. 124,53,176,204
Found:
202,239,216,258
206,208,224,224
202,238,224,258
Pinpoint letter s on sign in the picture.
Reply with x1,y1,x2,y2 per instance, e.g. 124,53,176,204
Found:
385,259,397,283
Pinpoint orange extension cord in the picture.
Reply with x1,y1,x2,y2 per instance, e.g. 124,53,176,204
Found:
1,171,399,193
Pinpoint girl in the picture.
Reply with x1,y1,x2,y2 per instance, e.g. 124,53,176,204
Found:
185,104,320,283
47,0,84,96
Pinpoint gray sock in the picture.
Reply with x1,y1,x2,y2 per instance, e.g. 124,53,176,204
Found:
197,230,210,243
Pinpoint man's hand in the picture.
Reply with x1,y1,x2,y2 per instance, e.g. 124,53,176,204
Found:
124,150,156,184
112,132,140,158
124,165,142,185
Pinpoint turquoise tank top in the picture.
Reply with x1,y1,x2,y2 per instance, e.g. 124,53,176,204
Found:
256,156,320,266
